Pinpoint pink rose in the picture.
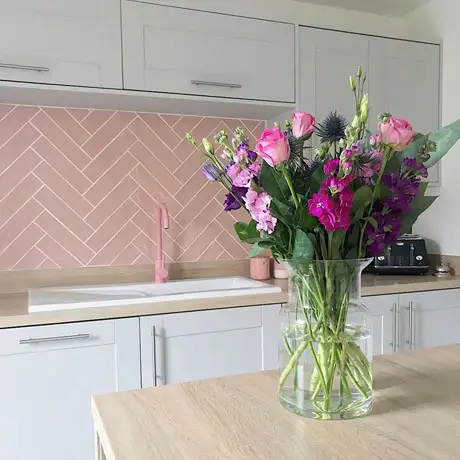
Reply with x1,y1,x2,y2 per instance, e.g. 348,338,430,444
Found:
256,126,290,167
292,112,316,138
378,118,416,152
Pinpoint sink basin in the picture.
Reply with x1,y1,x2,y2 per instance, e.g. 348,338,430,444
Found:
28,277,282,312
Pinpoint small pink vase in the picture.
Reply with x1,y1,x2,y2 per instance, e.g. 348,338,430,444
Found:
250,256,271,281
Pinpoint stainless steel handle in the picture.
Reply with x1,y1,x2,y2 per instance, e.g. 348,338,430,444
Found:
0,63,50,73
151,326,166,386
19,333,91,345
152,325,157,387
390,303,398,352
191,79,242,89
406,302,414,350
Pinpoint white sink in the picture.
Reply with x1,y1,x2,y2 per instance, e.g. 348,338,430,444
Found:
28,277,281,313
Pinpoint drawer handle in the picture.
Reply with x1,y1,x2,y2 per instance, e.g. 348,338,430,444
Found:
0,63,50,73
191,80,242,89
19,333,91,345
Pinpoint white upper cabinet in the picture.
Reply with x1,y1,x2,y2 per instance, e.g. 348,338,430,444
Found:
122,2,295,103
0,0,122,88
299,27,370,134
369,37,440,183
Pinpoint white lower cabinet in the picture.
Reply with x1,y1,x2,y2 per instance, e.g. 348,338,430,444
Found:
365,288,460,355
140,305,280,387
0,318,140,460
364,294,398,356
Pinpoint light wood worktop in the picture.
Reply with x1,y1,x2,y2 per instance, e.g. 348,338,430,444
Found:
92,345,460,460
1,260,460,329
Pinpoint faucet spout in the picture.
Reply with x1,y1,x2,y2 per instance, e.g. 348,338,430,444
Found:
155,202,169,284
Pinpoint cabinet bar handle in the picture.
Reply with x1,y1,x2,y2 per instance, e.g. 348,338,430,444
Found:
19,333,91,344
406,302,414,350
152,326,157,387
390,303,398,352
191,80,242,89
0,63,50,73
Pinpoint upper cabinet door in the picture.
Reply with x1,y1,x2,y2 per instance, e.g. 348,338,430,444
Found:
299,27,370,137
122,2,295,103
370,38,440,182
0,0,122,88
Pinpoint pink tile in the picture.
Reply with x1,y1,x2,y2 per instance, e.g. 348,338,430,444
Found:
81,110,114,134
241,119,265,133
132,253,152,265
36,236,82,268
111,244,142,266
0,123,40,172
130,166,182,217
178,225,222,262
0,149,42,201
174,169,207,207
0,199,43,252
186,118,222,145
171,115,203,138
12,246,46,270
217,250,233,261
35,211,95,264
87,222,139,266
0,106,39,147
66,108,91,123
0,173,42,222
217,230,248,258
82,130,136,182
0,224,44,270
85,176,138,229
130,141,181,195
36,256,60,270
33,137,91,194
86,199,138,252
30,111,91,170
33,162,93,218
139,113,181,150
132,232,157,263
172,137,197,161
82,111,136,158
84,152,137,206
128,118,181,171
34,187,94,240
159,114,182,127
0,104,15,121
43,107,90,146
198,241,225,261
174,150,204,184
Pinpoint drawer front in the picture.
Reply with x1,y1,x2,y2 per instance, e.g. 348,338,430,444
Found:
122,2,295,102
0,320,116,355
163,306,262,337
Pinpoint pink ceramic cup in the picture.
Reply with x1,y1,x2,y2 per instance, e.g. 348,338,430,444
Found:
250,256,271,281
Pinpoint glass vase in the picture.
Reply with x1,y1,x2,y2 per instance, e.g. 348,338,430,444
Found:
279,259,373,420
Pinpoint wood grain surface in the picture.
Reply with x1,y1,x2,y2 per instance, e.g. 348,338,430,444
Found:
92,345,460,460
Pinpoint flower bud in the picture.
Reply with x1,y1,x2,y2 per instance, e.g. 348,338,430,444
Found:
349,76,356,90
186,133,198,146
360,94,369,124
202,138,215,155
357,66,362,78
351,114,360,129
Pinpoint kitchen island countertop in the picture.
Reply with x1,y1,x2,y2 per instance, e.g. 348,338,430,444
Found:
92,345,460,460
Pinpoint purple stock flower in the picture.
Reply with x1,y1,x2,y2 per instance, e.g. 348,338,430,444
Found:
403,157,429,179
248,150,258,161
201,161,221,181
224,186,246,212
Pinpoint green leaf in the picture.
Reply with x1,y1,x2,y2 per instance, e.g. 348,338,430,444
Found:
374,183,389,200
270,198,294,226
310,164,326,193
400,195,438,235
330,230,346,259
364,216,378,229
352,186,373,213
234,220,261,244
425,118,460,168
248,244,266,258
292,229,314,262
259,162,290,201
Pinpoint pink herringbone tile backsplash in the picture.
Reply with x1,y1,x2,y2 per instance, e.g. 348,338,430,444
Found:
0,104,264,270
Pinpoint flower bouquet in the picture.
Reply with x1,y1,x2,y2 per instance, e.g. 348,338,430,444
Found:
187,68,460,419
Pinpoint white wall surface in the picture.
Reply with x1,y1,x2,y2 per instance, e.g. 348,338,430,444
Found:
407,1,460,254
143,0,439,42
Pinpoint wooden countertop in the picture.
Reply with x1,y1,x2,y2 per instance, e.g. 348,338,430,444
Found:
1,260,460,329
92,345,460,460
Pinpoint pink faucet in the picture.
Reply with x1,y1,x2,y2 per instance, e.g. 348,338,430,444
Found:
155,202,170,283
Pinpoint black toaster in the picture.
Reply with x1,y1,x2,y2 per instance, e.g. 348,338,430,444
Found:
371,234,430,275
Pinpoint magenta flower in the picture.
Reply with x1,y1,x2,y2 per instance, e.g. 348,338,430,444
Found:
308,191,338,232
244,190,277,234
324,159,340,175
322,175,353,194
248,162,261,175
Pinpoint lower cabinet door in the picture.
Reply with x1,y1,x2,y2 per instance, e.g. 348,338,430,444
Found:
0,318,140,460
364,294,399,355
140,305,280,387
399,289,460,350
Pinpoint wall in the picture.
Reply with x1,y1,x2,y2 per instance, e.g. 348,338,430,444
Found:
0,104,263,270
407,1,460,255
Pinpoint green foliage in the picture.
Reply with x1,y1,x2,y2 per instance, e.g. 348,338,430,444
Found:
401,195,438,235
248,244,266,258
425,118,460,168
234,220,260,244
292,229,314,262
352,186,373,212
270,198,294,227
259,162,290,201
